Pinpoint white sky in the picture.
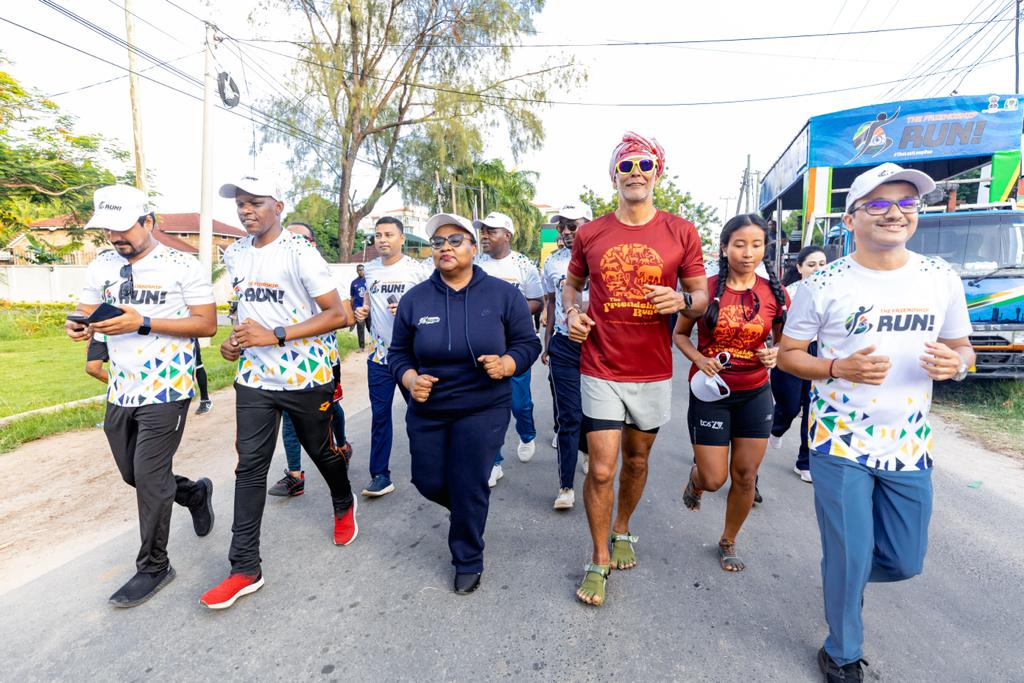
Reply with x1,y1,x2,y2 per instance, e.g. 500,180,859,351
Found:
2,0,1020,228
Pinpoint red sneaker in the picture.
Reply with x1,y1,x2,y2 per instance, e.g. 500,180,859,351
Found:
199,573,264,609
334,497,358,546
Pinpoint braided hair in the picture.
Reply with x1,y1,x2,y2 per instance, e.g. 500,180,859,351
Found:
703,213,789,332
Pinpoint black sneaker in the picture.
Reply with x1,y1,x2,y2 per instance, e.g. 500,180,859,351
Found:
817,647,867,682
361,474,395,497
268,470,305,497
109,566,176,608
195,399,213,415
189,478,215,537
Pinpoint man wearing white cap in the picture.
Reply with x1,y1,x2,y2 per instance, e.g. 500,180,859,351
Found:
778,162,974,681
65,184,217,607
541,202,592,510
200,174,356,610
353,216,431,498
475,211,544,487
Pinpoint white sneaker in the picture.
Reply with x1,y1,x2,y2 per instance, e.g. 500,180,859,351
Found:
580,452,589,475
551,434,558,449
553,488,575,510
517,440,535,463
794,466,813,483
488,465,504,488
769,435,783,450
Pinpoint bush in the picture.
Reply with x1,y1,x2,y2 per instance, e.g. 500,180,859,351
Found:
0,301,76,341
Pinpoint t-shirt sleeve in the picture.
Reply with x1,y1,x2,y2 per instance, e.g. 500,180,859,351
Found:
938,271,972,339
522,262,544,299
297,243,337,298
541,262,555,295
782,282,821,341
181,256,215,305
567,232,588,279
679,222,707,279
80,262,103,305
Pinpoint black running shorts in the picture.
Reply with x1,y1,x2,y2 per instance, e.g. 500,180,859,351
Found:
687,382,774,447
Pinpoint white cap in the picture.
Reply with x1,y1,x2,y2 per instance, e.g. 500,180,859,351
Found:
218,173,283,201
552,202,592,222
424,212,477,241
84,185,151,232
473,211,515,235
846,163,936,212
689,371,731,403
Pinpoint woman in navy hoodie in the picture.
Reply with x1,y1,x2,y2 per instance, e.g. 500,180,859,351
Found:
389,212,541,595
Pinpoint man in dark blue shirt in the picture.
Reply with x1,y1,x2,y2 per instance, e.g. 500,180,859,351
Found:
349,263,367,351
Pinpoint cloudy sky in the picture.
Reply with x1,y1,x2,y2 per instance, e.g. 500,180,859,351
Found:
2,0,1019,226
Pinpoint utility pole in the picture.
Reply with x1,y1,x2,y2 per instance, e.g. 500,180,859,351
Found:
1016,0,1021,92
744,155,752,212
450,176,457,214
124,0,146,193
720,196,735,224
198,23,215,277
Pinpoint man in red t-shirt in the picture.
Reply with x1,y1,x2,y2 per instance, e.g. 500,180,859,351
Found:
563,132,708,606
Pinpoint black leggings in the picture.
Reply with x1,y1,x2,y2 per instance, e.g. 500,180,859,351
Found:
192,339,209,401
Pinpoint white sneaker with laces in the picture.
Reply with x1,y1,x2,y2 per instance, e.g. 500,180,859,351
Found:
769,435,783,450
580,453,589,475
517,440,535,463
488,465,504,488
794,466,813,483
553,488,575,510
551,434,558,449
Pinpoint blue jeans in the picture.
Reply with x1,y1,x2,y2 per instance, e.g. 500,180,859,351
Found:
769,367,811,470
368,358,410,479
548,334,587,489
281,403,346,472
810,451,932,666
494,368,536,465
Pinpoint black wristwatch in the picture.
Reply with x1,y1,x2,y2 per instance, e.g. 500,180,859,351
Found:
138,316,151,336
273,326,287,346
682,291,693,311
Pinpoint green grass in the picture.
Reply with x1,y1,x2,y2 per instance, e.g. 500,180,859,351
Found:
0,324,359,453
933,379,1024,458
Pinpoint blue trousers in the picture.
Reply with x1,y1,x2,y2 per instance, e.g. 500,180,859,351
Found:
407,406,511,573
810,452,933,666
368,359,410,479
548,334,587,489
770,367,811,470
282,403,346,472
494,368,536,465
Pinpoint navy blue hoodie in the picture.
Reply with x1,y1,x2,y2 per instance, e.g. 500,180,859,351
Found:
388,265,541,416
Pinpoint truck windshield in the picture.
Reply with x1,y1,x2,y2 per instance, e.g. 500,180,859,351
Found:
907,213,1024,276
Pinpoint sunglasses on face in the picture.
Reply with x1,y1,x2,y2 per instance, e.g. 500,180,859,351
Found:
850,197,921,216
616,158,657,175
430,234,474,249
557,218,584,232
119,263,134,300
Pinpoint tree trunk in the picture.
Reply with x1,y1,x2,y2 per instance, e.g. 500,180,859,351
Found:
337,156,357,260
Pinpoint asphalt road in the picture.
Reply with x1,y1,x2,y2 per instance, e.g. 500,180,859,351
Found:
2,354,1023,681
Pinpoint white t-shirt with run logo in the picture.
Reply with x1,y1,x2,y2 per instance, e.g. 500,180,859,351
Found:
223,230,339,391
364,255,431,364
784,252,971,471
542,247,589,337
477,251,543,301
81,245,214,407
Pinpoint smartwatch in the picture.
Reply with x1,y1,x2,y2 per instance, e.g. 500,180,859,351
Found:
138,316,151,336
682,291,693,311
273,326,287,347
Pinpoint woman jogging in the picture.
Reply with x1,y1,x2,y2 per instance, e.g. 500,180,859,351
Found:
769,246,828,482
674,213,789,572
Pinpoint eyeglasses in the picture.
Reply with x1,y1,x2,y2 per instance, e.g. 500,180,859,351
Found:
615,158,657,175
119,263,134,301
429,234,474,249
850,197,921,215
742,288,761,322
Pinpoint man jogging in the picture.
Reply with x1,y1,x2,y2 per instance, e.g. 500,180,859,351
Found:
350,263,368,352
475,211,544,487
563,132,708,606
65,184,216,608
353,216,429,498
778,163,974,682
200,175,356,610
542,202,592,509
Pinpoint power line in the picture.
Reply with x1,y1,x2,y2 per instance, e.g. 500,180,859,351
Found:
104,0,185,45
46,51,200,98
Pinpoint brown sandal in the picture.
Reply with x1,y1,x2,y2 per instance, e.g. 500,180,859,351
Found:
683,465,702,511
718,540,745,572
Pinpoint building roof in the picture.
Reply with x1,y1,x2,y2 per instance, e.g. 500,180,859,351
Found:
29,212,246,237
153,227,198,254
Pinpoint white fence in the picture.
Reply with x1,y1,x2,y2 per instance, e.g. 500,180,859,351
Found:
1,263,363,305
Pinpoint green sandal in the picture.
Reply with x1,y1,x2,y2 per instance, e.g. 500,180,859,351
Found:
683,466,702,511
576,563,610,606
610,532,638,570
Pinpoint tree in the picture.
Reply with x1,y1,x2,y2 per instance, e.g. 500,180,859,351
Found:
257,0,582,257
579,174,719,250
284,193,341,261
0,60,130,249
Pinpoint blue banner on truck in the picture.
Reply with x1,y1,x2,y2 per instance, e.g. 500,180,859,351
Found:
808,95,1024,168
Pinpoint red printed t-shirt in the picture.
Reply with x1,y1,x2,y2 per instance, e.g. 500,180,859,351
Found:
568,210,705,382
688,274,789,392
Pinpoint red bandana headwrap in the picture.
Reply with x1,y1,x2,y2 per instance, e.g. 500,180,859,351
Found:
609,131,666,180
